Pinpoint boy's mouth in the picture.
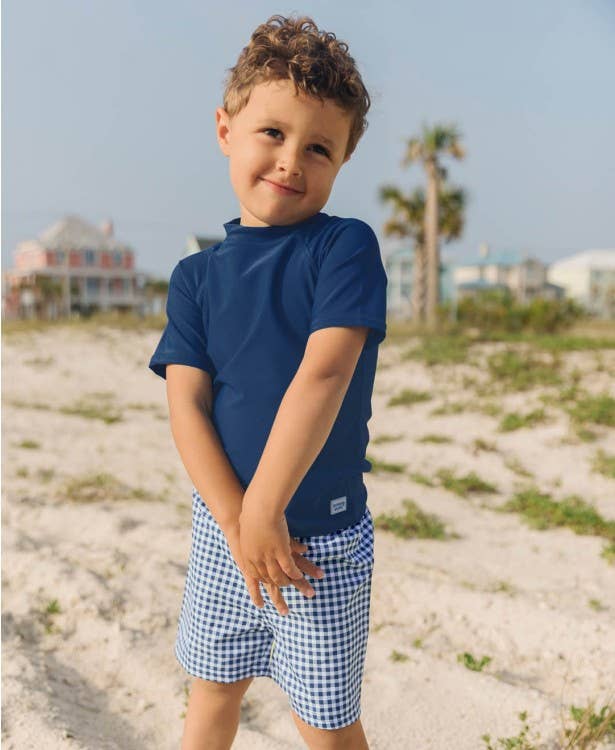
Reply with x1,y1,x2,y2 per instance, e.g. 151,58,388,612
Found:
261,178,304,196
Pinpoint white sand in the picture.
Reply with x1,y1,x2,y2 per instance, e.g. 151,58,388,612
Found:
2,326,614,749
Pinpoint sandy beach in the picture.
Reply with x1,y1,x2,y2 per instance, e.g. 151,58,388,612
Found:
2,322,614,749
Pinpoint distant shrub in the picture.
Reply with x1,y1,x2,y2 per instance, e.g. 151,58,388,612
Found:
454,289,585,334
524,296,585,333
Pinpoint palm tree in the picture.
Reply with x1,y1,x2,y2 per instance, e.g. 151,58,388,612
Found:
402,123,466,328
379,182,467,323
379,185,426,321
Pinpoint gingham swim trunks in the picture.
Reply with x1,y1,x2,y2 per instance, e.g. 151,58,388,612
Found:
175,487,375,730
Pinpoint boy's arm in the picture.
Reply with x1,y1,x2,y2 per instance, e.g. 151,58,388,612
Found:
238,325,369,583
165,364,244,533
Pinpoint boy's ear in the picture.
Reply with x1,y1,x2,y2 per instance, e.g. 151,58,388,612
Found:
215,107,232,156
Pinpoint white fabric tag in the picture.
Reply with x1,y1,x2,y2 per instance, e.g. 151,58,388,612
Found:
330,496,347,515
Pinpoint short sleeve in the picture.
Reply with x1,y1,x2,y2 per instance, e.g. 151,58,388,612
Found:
148,260,216,380
309,219,388,349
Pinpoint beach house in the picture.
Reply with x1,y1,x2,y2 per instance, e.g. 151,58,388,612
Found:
547,250,615,319
2,215,146,320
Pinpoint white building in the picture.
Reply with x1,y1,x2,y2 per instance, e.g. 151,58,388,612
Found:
183,234,223,258
547,250,615,319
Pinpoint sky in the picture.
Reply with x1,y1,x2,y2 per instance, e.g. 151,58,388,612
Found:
2,0,615,278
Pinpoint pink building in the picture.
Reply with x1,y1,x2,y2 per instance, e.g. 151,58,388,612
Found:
2,215,146,319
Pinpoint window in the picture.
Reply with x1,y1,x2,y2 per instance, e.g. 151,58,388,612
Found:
113,251,123,267
55,250,65,264
85,249,96,266
86,277,100,293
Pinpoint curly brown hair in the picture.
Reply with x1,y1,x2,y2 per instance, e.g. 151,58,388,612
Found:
222,15,370,159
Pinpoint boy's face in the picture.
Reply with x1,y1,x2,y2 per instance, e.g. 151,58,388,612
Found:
216,79,353,227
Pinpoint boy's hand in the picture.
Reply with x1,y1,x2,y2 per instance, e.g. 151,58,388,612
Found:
225,526,323,615
237,499,324,613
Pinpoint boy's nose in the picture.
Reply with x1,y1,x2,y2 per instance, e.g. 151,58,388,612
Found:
277,149,303,176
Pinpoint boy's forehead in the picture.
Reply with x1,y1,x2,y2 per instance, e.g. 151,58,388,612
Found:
244,80,351,136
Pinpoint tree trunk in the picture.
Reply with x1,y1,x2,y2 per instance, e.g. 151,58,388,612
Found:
425,160,440,330
411,243,427,323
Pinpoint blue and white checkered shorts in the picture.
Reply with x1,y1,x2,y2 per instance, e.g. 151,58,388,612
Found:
175,487,375,730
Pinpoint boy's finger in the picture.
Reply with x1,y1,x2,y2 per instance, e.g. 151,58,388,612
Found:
295,556,325,579
291,539,308,550
248,560,270,582
261,564,317,597
244,576,264,608
264,582,289,616
289,576,316,599
278,555,304,581
262,558,293,586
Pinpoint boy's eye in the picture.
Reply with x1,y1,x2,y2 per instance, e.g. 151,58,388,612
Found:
261,128,330,158
309,143,331,158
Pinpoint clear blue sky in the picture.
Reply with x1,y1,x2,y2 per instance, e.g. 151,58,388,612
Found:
3,0,614,277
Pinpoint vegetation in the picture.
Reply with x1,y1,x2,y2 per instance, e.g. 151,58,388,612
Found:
503,456,534,478
371,433,405,444
497,488,615,543
561,701,615,748
402,333,471,365
2,309,167,335
41,598,62,635
408,472,437,487
366,453,406,474
387,388,432,407
566,393,615,428
498,409,550,432
17,439,40,449
436,468,498,497
481,700,615,750
417,433,453,444
59,472,162,504
481,710,541,750
389,650,410,662
472,438,498,452
486,349,563,391
601,542,615,565
452,289,585,335
23,356,55,367
373,499,454,540
458,652,492,672
591,450,615,479
59,394,123,424
430,401,470,416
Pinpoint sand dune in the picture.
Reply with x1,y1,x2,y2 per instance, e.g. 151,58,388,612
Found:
2,325,614,749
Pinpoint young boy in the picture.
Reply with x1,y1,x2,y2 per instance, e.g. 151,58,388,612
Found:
149,14,387,750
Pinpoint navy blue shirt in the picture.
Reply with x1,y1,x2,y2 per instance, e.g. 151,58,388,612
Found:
149,211,387,536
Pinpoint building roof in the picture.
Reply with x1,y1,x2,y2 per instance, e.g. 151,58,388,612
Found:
36,215,128,252
548,249,615,270
461,249,522,267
